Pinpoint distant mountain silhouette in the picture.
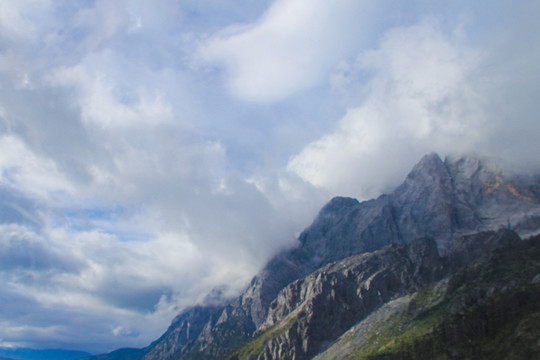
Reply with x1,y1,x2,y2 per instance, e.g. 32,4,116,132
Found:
0,347,91,360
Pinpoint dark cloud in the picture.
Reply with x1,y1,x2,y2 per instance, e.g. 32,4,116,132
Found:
97,284,173,313
0,231,80,273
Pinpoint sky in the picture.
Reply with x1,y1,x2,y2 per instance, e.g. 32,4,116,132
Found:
0,0,539,354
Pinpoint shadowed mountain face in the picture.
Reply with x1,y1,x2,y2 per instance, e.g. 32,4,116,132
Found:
89,154,540,360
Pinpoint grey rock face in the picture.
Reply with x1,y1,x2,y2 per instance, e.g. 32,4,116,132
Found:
242,229,522,360
392,153,458,244
252,238,446,360
143,305,224,360
295,153,540,270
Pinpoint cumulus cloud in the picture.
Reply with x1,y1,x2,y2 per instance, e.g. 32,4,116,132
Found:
199,0,378,102
0,135,76,198
50,64,173,129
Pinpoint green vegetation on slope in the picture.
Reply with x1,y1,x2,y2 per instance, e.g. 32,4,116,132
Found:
348,235,540,360
223,311,305,360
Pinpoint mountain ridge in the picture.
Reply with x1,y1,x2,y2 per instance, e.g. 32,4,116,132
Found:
85,153,540,360
226,229,529,360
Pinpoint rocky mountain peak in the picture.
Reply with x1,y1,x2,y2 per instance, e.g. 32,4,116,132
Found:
395,153,453,199
405,153,449,183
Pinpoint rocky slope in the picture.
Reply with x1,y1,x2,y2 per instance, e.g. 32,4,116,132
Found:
315,234,540,360
87,153,540,360
226,229,528,360
226,237,446,360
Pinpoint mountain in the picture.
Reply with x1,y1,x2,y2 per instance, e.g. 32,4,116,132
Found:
227,229,537,360
226,236,447,359
88,153,540,360
0,347,91,360
81,348,145,360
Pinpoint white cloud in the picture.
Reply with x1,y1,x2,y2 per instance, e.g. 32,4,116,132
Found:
0,0,52,40
49,64,173,129
72,0,129,51
288,20,485,199
200,0,376,102
0,135,75,198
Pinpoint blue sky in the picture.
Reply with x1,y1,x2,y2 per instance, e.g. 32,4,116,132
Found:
0,0,539,354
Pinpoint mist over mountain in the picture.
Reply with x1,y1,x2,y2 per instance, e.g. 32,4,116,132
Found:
84,153,540,360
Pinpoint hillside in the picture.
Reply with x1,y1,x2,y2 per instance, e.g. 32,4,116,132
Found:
315,234,540,360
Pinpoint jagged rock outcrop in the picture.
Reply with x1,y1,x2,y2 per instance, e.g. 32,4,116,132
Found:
90,153,540,360
229,229,523,360
245,238,446,360
143,305,225,360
